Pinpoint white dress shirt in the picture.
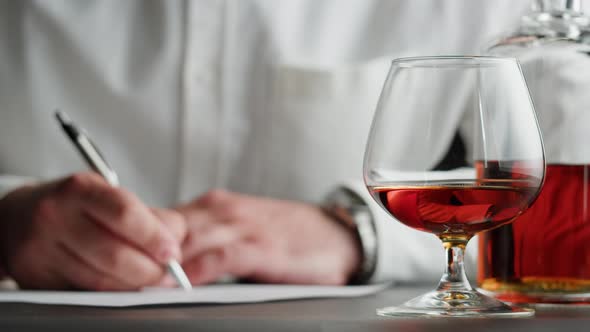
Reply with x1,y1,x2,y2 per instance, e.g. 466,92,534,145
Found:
0,0,531,283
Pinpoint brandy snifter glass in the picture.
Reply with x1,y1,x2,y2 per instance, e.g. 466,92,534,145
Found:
364,56,545,317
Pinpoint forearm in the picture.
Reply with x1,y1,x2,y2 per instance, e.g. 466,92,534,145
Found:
0,190,14,280
0,261,6,280
0,196,10,280
0,252,5,279
0,175,37,282
0,209,16,287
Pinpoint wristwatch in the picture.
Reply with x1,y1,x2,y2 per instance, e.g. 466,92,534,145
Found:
322,187,378,284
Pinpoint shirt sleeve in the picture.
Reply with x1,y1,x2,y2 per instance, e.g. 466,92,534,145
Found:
341,180,478,284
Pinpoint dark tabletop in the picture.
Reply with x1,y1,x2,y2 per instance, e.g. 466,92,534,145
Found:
1,286,589,331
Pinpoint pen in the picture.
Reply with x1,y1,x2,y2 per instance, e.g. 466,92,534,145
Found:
55,110,192,291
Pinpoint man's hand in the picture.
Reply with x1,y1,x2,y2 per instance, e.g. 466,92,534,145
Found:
0,172,186,290
176,190,361,285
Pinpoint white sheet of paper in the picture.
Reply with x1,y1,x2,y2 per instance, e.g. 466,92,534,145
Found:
0,283,390,307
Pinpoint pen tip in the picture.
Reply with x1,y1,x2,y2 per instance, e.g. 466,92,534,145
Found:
55,110,71,125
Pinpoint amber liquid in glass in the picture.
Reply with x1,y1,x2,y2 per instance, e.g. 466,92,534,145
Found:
478,164,590,303
369,179,538,241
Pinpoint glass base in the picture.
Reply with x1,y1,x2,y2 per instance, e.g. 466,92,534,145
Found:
377,289,534,318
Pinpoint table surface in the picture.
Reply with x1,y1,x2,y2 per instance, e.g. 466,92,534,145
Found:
1,286,589,331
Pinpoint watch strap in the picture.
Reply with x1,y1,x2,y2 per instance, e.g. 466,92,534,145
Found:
322,187,378,284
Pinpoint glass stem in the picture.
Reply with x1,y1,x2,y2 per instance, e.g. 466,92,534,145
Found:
436,241,472,293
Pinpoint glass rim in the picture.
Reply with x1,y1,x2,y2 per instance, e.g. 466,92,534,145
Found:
392,55,518,68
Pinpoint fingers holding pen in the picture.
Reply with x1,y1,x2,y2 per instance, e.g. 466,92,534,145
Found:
52,173,182,288
60,211,166,289
57,242,137,291
0,172,189,290
60,173,184,264
22,190,147,289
